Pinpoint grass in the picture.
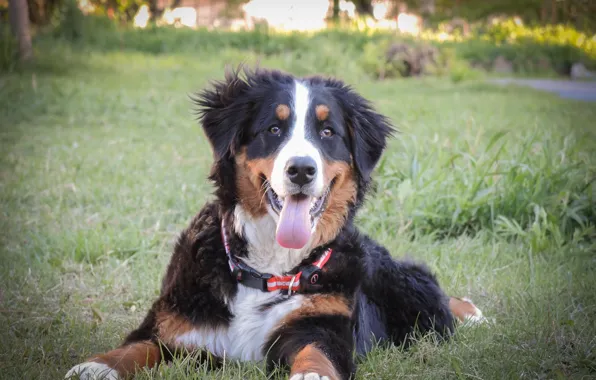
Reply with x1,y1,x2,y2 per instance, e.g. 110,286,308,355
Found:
1,43,595,379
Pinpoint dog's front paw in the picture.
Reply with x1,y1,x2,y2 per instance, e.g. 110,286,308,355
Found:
65,362,120,380
449,297,490,325
290,373,330,380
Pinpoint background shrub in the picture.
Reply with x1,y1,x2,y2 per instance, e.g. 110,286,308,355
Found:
24,14,596,79
0,26,18,72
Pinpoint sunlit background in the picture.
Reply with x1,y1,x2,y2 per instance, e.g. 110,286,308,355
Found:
59,0,595,90
122,0,424,34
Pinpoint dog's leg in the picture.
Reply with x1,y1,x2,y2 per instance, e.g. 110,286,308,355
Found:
265,294,355,380
65,340,161,380
65,308,217,379
66,307,165,380
361,253,456,345
289,344,341,380
449,297,486,324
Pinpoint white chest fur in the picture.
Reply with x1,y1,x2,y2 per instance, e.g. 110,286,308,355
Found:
233,205,313,276
174,206,311,361
176,285,304,361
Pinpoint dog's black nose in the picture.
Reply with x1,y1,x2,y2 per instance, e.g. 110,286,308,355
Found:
286,156,317,187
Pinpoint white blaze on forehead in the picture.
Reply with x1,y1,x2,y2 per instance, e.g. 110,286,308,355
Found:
294,81,310,135
270,81,324,198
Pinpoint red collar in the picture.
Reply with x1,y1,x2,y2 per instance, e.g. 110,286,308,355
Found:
221,219,332,295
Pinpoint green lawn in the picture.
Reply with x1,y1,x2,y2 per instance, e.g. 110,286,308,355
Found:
1,46,595,379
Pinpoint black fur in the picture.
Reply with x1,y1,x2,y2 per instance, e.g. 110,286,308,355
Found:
91,68,453,380
356,236,454,353
306,76,394,184
265,313,355,379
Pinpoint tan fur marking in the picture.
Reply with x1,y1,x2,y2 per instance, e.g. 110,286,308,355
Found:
89,341,160,378
315,104,329,121
449,297,480,322
285,295,351,323
235,149,275,218
290,344,340,380
156,311,195,346
312,161,356,247
276,104,290,120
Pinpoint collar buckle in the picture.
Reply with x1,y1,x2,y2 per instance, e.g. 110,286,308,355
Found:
234,261,273,292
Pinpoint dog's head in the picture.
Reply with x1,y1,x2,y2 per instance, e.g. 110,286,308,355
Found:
195,68,393,250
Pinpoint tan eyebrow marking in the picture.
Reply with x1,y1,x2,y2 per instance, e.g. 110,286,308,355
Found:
315,104,329,121
276,104,290,121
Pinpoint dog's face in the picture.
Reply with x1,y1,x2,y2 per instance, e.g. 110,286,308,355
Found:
196,69,392,249
236,79,355,250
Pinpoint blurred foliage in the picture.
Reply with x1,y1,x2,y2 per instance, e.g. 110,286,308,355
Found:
95,0,145,23
482,18,595,58
418,0,596,33
1,0,594,33
26,0,62,25
26,12,596,80
51,0,86,41
3,0,595,77
460,18,596,74
0,25,18,71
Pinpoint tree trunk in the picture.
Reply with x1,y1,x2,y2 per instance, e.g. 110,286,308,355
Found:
541,0,548,24
9,0,33,61
148,0,161,21
332,0,340,21
353,0,373,16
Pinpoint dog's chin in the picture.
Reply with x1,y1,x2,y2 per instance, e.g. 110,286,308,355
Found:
264,180,333,249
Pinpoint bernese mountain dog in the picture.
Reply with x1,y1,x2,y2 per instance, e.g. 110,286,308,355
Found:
66,68,484,380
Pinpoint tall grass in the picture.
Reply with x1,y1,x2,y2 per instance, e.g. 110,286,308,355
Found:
369,130,595,240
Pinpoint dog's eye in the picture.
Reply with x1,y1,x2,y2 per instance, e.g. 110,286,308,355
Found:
320,128,334,138
268,126,281,136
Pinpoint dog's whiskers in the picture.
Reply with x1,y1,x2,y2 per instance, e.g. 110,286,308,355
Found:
258,180,271,208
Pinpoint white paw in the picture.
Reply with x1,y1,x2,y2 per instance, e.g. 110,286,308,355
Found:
450,297,493,326
459,298,494,326
290,373,330,380
65,362,120,380
462,313,489,325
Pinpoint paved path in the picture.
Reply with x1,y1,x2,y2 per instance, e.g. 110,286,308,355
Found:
491,78,596,102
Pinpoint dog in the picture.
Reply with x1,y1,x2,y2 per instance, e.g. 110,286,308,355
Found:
65,68,483,380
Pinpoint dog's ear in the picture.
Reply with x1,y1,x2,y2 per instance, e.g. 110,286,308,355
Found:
330,81,394,182
192,67,251,160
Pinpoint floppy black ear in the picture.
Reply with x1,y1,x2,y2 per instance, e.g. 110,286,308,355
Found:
330,82,394,182
192,67,252,160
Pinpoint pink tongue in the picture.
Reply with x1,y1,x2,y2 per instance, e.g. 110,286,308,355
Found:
276,195,313,249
